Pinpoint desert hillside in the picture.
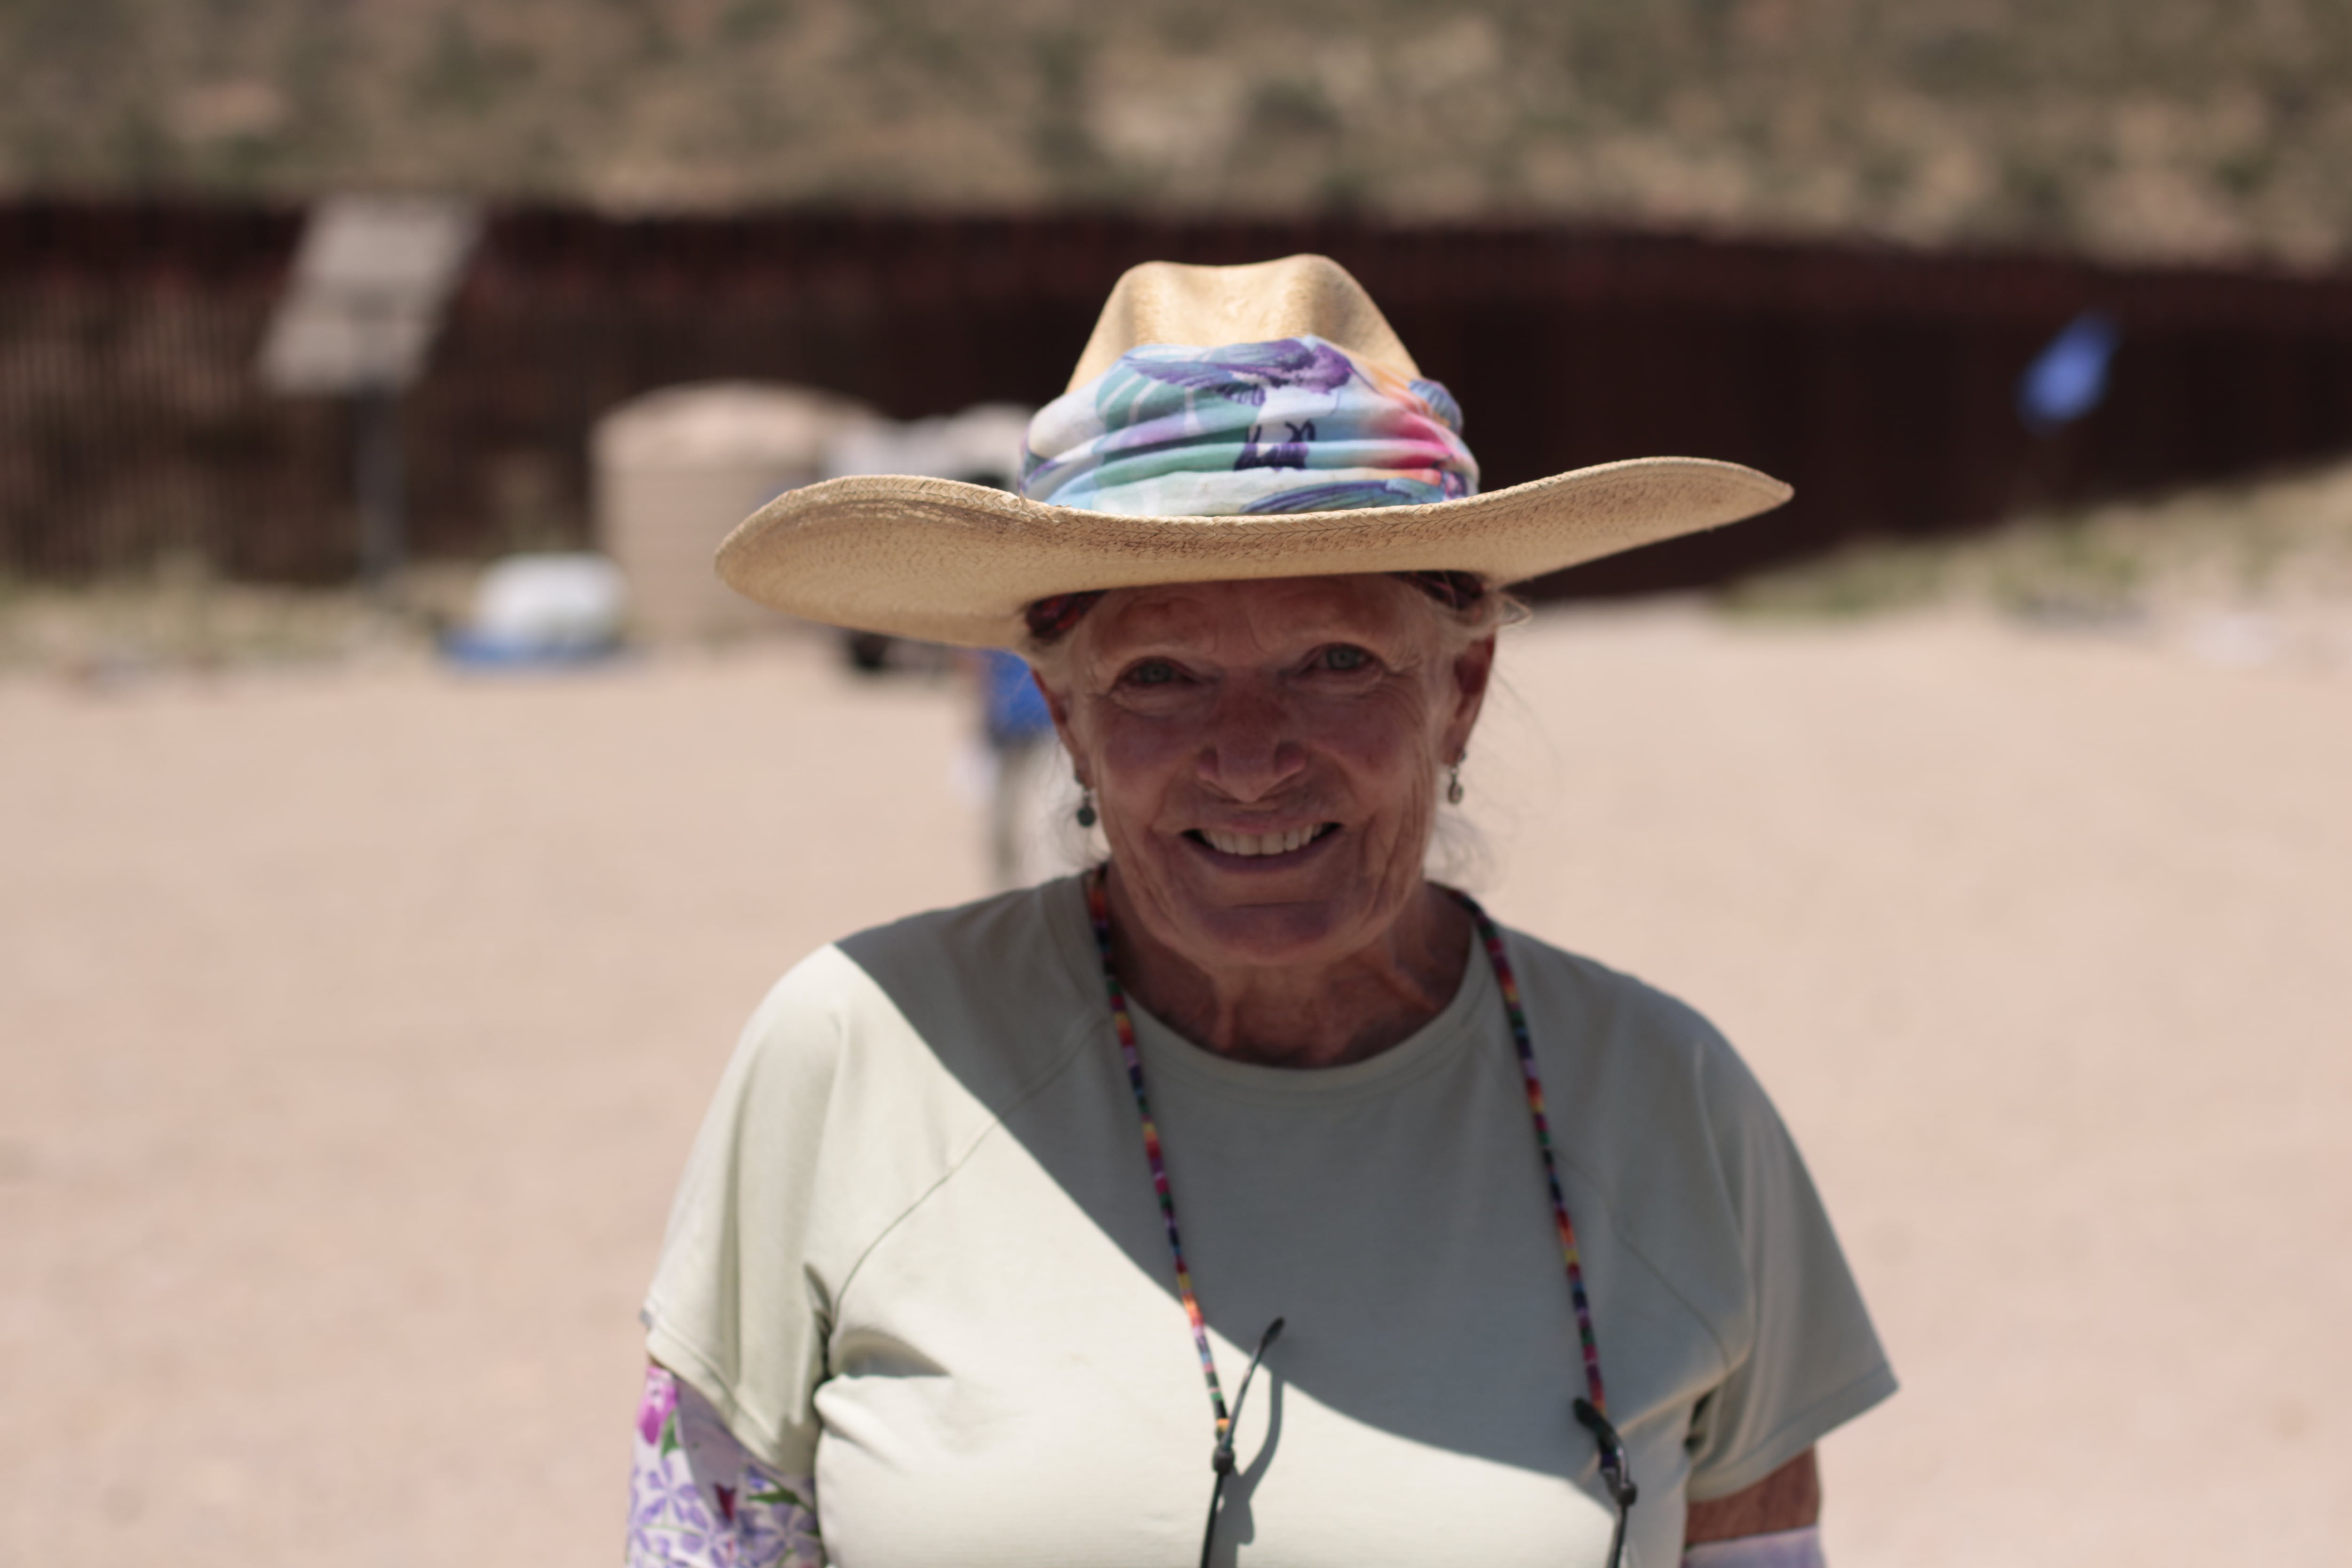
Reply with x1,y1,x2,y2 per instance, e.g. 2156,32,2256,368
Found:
7,0,2352,266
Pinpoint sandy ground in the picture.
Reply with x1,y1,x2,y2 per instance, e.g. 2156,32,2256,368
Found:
4,605,2347,1566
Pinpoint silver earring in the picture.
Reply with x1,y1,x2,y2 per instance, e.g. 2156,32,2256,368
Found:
1075,785,1098,829
1446,760,1465,805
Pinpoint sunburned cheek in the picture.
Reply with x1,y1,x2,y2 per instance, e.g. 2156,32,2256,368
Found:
1073,679,1449,819
1089,730,1191,812
1317,677,1448,753
1317,723,1442,799
1370,794,1439,871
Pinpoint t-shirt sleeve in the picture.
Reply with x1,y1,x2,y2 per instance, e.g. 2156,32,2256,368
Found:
642,954,851,1477
1682,1038,1898,1500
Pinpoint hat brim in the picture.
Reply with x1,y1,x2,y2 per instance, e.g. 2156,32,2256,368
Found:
715,456,1792,648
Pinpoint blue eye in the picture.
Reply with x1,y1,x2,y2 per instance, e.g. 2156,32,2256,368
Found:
1320,645,1373,672
1125,659,1177,686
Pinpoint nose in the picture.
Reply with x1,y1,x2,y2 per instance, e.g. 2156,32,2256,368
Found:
1197,674,1307,802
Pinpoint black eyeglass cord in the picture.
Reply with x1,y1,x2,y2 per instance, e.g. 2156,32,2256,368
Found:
1573,1396,1640,1568
1092,872,1637,1567
1198,1316,1285,1568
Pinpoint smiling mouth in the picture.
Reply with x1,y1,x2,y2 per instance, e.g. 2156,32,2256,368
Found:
1187,823,1341,859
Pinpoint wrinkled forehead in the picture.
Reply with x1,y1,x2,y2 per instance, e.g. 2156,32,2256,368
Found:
1076,574,1438,658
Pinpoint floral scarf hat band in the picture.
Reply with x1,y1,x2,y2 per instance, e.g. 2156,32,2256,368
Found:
1020,334,1479,517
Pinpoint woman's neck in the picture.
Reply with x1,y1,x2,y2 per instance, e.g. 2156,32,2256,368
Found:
1103,874,1473,1069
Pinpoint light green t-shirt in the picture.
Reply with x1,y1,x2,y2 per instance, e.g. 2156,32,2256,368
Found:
644,878,1894,1568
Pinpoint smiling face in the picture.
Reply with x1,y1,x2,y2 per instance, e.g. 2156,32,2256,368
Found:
1040,574,1494,981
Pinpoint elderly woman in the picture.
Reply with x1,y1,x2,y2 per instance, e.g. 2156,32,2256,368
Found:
628,257,1894,1568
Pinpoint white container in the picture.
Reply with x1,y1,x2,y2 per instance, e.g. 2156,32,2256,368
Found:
592,382,878,641
463,553,628,653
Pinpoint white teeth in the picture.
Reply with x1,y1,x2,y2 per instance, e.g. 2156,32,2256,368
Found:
1203,826,1324,857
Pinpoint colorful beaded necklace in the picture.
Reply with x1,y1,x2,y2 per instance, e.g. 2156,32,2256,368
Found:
1082,868,1636,1557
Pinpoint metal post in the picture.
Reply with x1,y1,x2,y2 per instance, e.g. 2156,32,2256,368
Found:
260,196,479,603
354,382,405,600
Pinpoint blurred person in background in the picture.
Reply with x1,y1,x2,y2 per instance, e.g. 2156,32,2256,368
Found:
973,644,1082,891
625,257,1893,1568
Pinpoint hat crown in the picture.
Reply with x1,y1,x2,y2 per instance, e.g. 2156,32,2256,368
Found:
1067,255,1420,391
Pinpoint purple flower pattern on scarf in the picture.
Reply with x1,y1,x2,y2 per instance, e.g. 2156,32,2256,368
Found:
626,1366,822,1568
1023,334,1478,516
1121,337,1360,405
638,1361,680,1446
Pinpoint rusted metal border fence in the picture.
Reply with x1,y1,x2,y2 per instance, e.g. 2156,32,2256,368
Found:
7,199,2352,596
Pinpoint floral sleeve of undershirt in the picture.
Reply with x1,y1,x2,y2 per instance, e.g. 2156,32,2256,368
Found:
627,1363,823,1567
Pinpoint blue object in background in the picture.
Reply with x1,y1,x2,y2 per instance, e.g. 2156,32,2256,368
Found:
439,552,628,669
439,629,624,669
981,649,1055,746
2017,311,2122,435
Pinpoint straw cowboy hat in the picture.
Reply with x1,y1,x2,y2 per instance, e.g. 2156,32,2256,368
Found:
716,254,1792,647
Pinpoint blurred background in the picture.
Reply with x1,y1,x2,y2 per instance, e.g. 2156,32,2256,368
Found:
3,3,2349,1565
